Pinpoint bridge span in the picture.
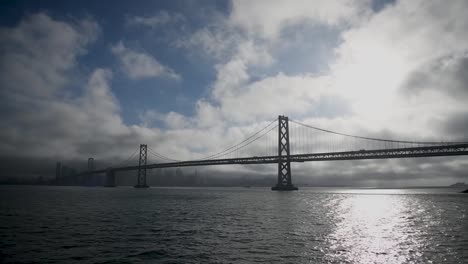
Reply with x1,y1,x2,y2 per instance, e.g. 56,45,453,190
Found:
76,115,468,190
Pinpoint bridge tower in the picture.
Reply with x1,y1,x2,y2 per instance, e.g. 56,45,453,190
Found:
272,115,298,191
134,144,149,188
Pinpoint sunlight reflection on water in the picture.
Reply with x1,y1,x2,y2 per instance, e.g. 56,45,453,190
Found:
328,195,415,263
323,191,465,264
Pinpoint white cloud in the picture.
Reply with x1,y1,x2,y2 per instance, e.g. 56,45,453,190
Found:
174,26,239,60
0,13,99,98
139,110,191,129
229,0,371,39
218,73,336,122
0,14,145,162
127,10,185,28
111,41,181,80
323,0,468,133
193,0,468,138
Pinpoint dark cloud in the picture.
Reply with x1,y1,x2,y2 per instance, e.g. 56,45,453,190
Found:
401,54,468,142
436,111,468,140
0,14,152,166
403,54,468,98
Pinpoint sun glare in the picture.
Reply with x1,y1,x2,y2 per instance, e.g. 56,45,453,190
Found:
326,194,423,263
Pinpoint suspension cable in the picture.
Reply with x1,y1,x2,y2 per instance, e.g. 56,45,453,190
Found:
290,119,468,145
147,146,181,162
210,124,278,159
104,147,140,169
197,119,278,160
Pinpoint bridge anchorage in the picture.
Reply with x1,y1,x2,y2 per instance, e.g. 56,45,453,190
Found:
272,115,298,191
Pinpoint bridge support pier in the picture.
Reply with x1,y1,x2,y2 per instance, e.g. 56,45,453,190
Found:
134,144,149,188
272,115,298,191
104,169,116,187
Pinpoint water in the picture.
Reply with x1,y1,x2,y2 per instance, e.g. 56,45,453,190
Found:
1,186,467,263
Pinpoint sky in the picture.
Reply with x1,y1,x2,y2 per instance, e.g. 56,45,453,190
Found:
1,0,468,186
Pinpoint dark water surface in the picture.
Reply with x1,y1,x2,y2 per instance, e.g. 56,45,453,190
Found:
1,185,467,263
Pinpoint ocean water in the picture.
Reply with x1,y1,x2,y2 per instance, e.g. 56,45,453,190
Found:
1,185,467,263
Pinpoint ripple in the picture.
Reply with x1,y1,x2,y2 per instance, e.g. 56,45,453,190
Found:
129,249,168,259
1,186,467,263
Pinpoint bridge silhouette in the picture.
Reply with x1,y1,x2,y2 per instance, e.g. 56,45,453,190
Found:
76,115,468,190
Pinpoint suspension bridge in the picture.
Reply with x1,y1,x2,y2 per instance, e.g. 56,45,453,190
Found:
73,115,468,190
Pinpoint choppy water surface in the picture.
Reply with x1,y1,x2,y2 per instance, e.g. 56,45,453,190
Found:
1,186,467,263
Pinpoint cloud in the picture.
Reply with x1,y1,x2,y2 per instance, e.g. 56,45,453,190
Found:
139,110,191,129
214,72,339,123
326,0,468,137
0,13,99,98
438,111,468,140
229,0,371,39
174,26,239,60
0,13,137,163
196,0,468,136
127,10,185,28
404,53,468,99
111,41,181,80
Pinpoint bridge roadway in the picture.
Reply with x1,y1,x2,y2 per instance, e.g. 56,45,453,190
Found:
91,143,468,174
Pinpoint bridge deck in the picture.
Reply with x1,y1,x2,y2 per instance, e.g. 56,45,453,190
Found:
91,143,468,173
